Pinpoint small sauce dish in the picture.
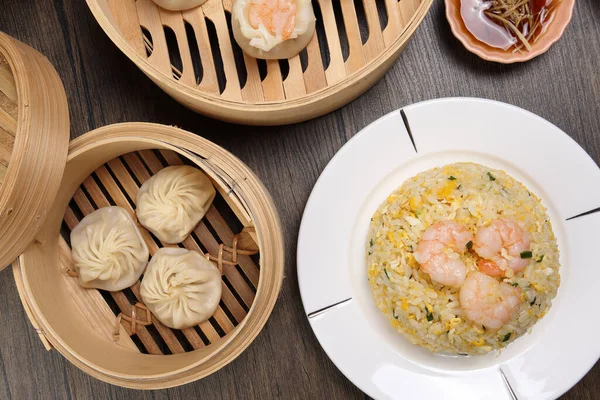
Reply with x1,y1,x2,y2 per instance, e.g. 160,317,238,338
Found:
445,0,576,63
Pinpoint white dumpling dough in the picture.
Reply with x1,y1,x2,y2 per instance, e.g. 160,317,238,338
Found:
70,206,149,291
136,165,216,244
151,0,207,11
140,248,222,329
232,0,316,59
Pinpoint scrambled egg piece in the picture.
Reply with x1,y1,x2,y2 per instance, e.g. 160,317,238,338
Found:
409,196,422,210
387,231,395,243
367,265,379,280
445,317,462,330
437,179,457,200
406,253,417,267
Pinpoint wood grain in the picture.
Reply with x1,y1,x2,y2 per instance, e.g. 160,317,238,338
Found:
1,0,600,398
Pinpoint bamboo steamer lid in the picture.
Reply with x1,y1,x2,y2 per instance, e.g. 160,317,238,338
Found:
0,32,70,271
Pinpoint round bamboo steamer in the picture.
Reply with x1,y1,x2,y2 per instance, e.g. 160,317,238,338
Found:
13,122,285,388
0,32,70,271
86,0,433,125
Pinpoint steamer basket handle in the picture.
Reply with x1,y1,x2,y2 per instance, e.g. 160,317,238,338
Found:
11,260,53,351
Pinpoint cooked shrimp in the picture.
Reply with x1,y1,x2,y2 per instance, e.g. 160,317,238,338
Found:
248,0,297,40
477,258,505,277
414,221,473,287
473,219,531,277
460,271,521,329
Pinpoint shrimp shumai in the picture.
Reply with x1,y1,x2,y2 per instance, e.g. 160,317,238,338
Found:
367,162,560,355
232,0,316,59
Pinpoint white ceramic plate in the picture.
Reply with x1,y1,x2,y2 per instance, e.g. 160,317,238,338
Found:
297,98,600,400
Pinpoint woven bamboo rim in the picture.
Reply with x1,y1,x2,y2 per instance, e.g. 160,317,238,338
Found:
14,123,284,388
86,0,433,125
0,32,70,271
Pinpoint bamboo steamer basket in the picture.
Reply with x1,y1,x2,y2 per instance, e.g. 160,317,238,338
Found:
14,124,285,389
86,0,433,125
1,32,284,389
0,33,70,271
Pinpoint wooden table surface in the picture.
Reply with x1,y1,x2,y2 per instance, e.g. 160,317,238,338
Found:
1,0,599,399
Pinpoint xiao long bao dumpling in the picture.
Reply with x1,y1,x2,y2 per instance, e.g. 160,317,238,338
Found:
232,0,316,59
140,248,223,329
151,0,207,11
70,206,149,292
136,165,216,244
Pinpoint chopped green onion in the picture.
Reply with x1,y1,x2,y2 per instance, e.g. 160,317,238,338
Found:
368,251,372,256
487,172,496,181
502,333,511,342
457,184,462,190
520,251,533,259
536,255,544,263
384,269,390,279
448,176,457,181
466,240,473,251
530,297,537,306
426,309,433,322
393,309,399,320
370,238,374,247
511,282,519,287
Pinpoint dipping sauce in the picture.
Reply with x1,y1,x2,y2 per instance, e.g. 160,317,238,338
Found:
460,0,561,52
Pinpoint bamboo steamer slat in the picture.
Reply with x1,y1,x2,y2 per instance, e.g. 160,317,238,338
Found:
86,0,433,125
0,32,70,272
13,123,285,389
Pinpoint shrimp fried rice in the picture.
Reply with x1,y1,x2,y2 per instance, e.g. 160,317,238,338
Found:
367,162,560,354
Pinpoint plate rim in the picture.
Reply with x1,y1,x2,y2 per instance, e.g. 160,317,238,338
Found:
297,97,600,399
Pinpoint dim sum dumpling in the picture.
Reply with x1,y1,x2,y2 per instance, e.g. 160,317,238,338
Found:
136,165,216,244
140,248,222,329
70,206,149,291
151,0,207,11
232,0,316,59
